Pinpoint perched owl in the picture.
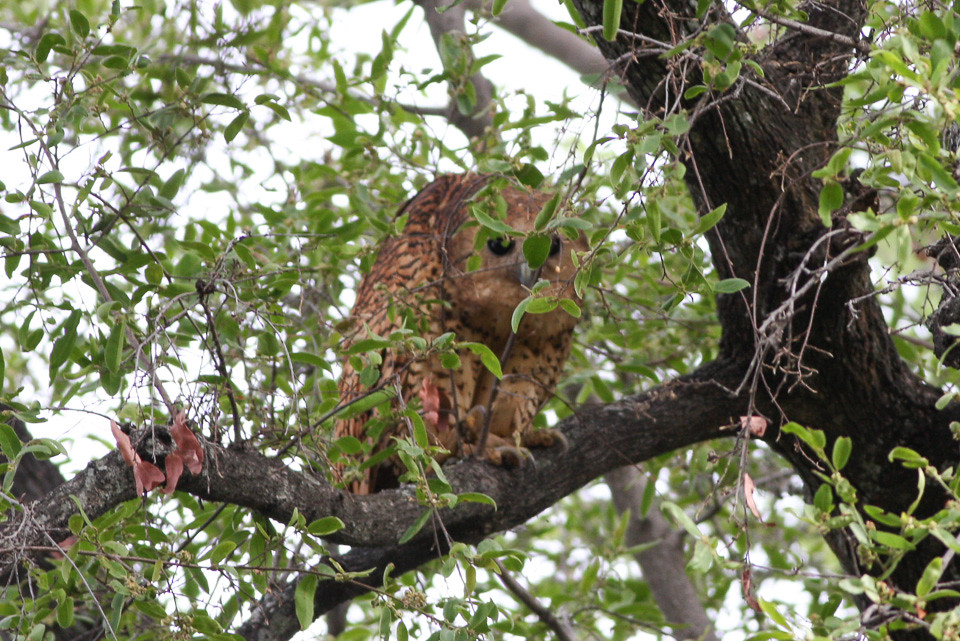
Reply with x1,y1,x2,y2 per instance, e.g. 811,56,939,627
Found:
333,173,586,494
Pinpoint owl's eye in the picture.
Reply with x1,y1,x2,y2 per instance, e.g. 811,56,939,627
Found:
549,236,562,256
487,237,515,256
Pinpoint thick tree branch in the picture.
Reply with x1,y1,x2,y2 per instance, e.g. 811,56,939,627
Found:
569,0,959,635
413,0,495,139
3,369,750,635
464,0,609,80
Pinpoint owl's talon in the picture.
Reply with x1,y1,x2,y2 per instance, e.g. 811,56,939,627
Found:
487,445,528,468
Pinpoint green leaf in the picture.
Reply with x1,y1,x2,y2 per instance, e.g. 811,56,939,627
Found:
410,412,428,448
36,33,65,63
559,298,581,318
105,317,126,373
334,435,363,455
398,508,433,544
511,298,532,333
818,181,843,226
781,422,826,452
813,484,833,513
55,596,75,627
492,0,509,15
534,193,561,231
661,501,702,538
522,234,551,269
294,574,318,630
602,0,622,41
37,170,64,184
224,111,249,142
525,297,558,314
917,557,943,597
889,446,928,468
695,203,726,235
201,93,245,110
159,169,185,201
209,540,237,564
832,436,852,471
713,278,750,294
457,492,496,507
334,389,395,421
0,423,22,460
259,100,291,121
49,309,82,378
872,531,914,550
69,10,90,38
472,207,516,235
918,153,959,194
463,342,502,379
18,311,37,351
307,516,345,536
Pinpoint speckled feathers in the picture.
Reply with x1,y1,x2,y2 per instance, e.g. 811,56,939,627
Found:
334,174,585,493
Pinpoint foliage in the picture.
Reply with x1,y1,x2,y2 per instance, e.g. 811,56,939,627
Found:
1,0,960,639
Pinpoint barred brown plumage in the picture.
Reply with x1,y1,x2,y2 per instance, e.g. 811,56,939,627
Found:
332,173,586,494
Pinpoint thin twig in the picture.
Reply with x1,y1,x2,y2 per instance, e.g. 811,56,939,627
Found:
494,559,579,641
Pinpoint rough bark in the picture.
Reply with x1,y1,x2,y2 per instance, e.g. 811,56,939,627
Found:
4,374,750,640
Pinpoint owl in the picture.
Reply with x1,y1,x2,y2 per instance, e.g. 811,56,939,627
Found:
333,173,586,494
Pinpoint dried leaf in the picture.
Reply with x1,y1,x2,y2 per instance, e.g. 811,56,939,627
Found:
743,472,763,520
741,567,761,613
740,415,767,438
170,410,204,474
111,421,136,466
418,378,449,433
134,459,166,495
163,453,184,494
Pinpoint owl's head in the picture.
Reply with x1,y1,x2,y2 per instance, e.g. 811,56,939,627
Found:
439,178,588,335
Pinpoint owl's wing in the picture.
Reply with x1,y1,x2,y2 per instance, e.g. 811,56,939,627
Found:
333,234,445,493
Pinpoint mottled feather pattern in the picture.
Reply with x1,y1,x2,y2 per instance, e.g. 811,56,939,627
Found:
334,174,585,493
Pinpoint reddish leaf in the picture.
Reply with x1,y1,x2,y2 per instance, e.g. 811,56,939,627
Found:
744,472,763,520
171,410,204,474
418,378,449,433
134,458,166,494
741,415,767,437
114,420,167,494
164,452,184,494
111,421,136,466
50,535,77,559
741,567,761,613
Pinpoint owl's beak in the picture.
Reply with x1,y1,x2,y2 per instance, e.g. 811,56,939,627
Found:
518,262,539,289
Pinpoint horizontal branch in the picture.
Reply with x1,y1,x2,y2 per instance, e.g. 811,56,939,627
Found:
2,365,749,611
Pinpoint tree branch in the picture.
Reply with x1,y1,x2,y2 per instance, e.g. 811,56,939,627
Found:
464,0,609,80
2,369,751,635
494,558,580,641
412,0,495,139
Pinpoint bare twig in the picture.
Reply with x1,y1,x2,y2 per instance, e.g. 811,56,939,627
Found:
494,559,579,641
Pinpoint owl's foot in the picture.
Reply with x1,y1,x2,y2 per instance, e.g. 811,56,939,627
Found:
485,443,528,468
520,427,569,452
